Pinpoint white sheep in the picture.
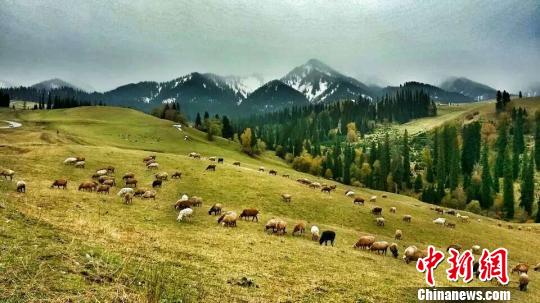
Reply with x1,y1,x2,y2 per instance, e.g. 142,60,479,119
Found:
471,245,481,255
63,157,78,165
376,217,385,226
179,194,189,202
310,225,320,241
117,187,135,197
369,195,377,202
345,190,355,197
147,162,159,169
74,161,85,168
433,218,446,225
390,207,397,213
95,169,108,176
177,208,194,221
16,180,26,193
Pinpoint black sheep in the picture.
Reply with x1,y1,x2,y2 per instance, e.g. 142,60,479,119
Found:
206,164,216,171
152,179,162,188
218,158,224,164
319,230,336,246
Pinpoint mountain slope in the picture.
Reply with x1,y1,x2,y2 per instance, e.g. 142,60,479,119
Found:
31,78,83,91
380,81,472,103
281,59,373,104
240,80,309,113
440,77,497,101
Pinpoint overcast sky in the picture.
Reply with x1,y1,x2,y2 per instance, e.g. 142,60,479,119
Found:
1,0,539,92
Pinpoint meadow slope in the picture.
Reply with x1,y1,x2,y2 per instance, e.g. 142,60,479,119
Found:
0,106,539,302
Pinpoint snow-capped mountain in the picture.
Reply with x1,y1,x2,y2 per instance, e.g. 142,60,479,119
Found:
221,74,265,103
378,82,472,103
281,59,373,104
240,80,309,113
31,78,83,91
440,77,497,101
0,80,16,89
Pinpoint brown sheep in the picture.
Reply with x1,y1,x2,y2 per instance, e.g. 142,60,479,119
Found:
292,221,306,236
519,273,529,291
372,207,382,216
269,170,277,176
282,193,292,203
175,200,194,210
78,181,97,192
155,172,168,181
188,196,203,207
403,215,412,222
389,243,399,258
353,197,365,205
233,161,241,166
123,192,133,204
446,244,462,252
240,208,259,222
353,235,375,250
205,164,216,171
122,172,135,180
321,186,332,194
171,171,182,179
275,220,287,235
390,207,396,213
103,179,115,187
98,175,114,184
75,157,85,161
141,190,156,200
370,241,390,255
512,263,529,275
297,178,311,185
309,182,321,189
134,188,147,197
97,185,110,194
51,179,67,189
143,156,155,163
218,211,238,227
208,203,223,215
125,178,138,188
405,249,427,264
394,229,402,240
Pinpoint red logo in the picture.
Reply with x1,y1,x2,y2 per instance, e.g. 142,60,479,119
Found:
478,248,509,285
446,248,474,283
416,245,445,287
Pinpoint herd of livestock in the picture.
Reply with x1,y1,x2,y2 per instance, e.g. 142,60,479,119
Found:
1,151,539,291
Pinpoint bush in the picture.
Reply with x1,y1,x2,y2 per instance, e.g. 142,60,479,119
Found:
465,200,482,214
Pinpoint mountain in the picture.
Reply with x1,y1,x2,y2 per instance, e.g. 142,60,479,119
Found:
378,81,472,103
440,77,497,101
220,74,265,103
0,80,16,89
31,78,83,91
523,82,540,97
240,80,309,113
281,59,372,104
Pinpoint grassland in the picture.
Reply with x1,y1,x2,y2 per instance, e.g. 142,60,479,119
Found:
0,106,539,302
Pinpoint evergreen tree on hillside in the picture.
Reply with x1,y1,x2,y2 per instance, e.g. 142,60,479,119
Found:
480,143,494,211
194,113,202,129
503,146,515,219
496,90,503,112
494,119,508,191
512,110,525,179
519,151,534,216
221,115,234,139
461,122,481,176
519,91,522,99
402,130,411,188
535,111,540,170
0,92,10,107
381,133,391,190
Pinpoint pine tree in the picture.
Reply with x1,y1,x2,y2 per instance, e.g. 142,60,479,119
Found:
494,119,508,191
519,152,534,216
381,133,391,189
414,173,423,193
221,115,234,139
519,91,522,99
535,111,540,170
480,143,494,211
402,130,411,188
461,122,481,176
503,146,515,219
194,113,202,129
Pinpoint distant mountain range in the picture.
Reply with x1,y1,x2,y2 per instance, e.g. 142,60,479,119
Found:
2,59,516,117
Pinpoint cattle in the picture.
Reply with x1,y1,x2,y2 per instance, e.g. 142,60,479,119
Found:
319,231,336,246
51,179,67,189
205,164,216,171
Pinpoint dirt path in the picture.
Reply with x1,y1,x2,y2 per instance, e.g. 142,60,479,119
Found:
0,120,22,129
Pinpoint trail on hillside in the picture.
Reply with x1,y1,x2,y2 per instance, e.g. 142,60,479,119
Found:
0,120,22,129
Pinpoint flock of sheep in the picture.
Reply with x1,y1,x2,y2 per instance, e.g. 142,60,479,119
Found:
2,151,539,292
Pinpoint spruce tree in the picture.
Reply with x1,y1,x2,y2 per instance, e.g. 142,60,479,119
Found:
494,119,508,191
519,152,534,216
402,130,411,188
502,146,515,219
381,133,391,189
480,143,493,211
535,111,540,170
194,113,202,129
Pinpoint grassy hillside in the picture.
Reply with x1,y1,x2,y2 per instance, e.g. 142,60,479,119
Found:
0,106,539,302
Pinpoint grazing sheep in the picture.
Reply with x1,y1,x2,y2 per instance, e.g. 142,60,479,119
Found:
403,246,418,264
269,170,277,176
293,221,306,235
51,179,67,189
258,167,265,172
179,194,189,202
389,243,399,258
208,203,223,215
390,207,396,213
433,218,446,225
282,193,292,203
125,178,138,188
526,227,532,232
155,172,169,181
177,208,193,222
78,181,97,192
369,195,377,202
97,185,110,194
508,225,514,230
95,169,108,176
98,175,114,184
208,156,217,162
122,172,135,180
282,174,289,178
134,188,147,197
446,244,462,252
103,179,115,187
376,217,385,226
310,225,320,241
175,200,194,210
171,171,182,179
147,162,159,169
117,187,134,197
512,263,529,274
143,155,156,162
345,190,355,197
145,159,156,165
403,247,427,264
16,181,26,193
471,245,481,255
534,263,540,272
403,215,412,222
370,241,389,255
434,207,444,215
63,157,78,165
517,226,523,231
353,235,375,250
265,219,279,233
371,207,382,216
394,229,402,240
457,214,469,223
105,166,115,173
382,194,388,198
123,193,133,205
446,210,457,216
152,180,162,188
319,230,336,246
141,190,157,200
309,182,321,189
353,197,365,205
75,157,85,161
0,169,15,180
188,152,200,158
240,208,259,222
205,164,216,171
275,220,287,235
233,161,241,166
218,158,224,164
74,161,85,168
297,178,311,185
321,186,332,194
445,222,456,228
218,211,238,227
519,273,529,291
329,185,337,191
188,196,203,207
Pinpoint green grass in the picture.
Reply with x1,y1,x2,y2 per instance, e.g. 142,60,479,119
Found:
0,106,539,302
